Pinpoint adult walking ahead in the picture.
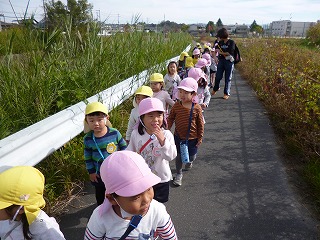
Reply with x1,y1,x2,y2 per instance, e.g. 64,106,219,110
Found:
212,28,235,100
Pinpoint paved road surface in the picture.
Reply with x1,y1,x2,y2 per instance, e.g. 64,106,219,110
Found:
59,69,319,239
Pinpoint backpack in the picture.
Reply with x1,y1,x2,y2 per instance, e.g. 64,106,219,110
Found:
234,44,242,64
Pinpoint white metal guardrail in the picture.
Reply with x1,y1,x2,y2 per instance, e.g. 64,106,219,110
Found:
0,45,190,173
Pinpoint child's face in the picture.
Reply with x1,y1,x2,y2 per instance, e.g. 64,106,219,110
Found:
135,94,148,106
141,111,164,134
179,89,194,103
115,187,154,217
150,82,162,93
194,54,200,59
86,113,107,133
168,63,177,75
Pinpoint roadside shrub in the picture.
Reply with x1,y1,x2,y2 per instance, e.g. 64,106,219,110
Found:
306,22,320,46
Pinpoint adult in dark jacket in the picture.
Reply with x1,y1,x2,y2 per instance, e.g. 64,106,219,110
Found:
212,28,235,99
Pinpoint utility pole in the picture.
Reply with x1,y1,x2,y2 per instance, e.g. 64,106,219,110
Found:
117,13,120,31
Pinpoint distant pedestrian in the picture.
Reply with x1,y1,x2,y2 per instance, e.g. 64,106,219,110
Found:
125,86,153,144
167,77,204,186
212,28,236,99
127,98,177,203
164,61,181,101
0,166,65,240
83,102,127,205
84,151,178,240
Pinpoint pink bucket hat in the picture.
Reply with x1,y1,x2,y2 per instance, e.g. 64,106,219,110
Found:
188,67,206,82
100,151,161,197
139,98,164,116
178,77,198,92
192,48,200,55
195,58,208,68
99,151,161,215
202,53,211,66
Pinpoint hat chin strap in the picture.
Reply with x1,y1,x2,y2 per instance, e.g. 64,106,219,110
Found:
138,117,156,140
12,205,23,221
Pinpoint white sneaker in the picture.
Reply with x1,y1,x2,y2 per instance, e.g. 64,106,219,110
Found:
173,174,183,186
185,162,193,170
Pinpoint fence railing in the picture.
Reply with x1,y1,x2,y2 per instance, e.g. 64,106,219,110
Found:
0,45,190,173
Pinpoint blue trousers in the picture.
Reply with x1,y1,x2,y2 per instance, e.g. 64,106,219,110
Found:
213,58,234,95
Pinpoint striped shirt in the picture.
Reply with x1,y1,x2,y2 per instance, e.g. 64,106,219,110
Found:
84,127,127,174
167,102,204,143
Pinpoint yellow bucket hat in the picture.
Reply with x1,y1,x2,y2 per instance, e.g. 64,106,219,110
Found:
179,52,189,61
84,102,111,133
133,86,153,107
85,102,108,115
185,56,194,68
150,73,164,83
0,166,46,225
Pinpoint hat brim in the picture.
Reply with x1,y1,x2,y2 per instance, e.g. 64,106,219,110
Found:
178,86,194,92
0,201,12,210
115,172,160,197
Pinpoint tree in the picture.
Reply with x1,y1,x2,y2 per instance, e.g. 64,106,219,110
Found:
216,18,223,28
249,20,263,34
45,0,93,30
206,21,216,36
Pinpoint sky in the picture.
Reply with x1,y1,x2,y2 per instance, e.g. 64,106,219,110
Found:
1,0,320,26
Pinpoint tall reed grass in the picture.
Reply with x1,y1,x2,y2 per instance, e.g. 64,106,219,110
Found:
0,24,192,213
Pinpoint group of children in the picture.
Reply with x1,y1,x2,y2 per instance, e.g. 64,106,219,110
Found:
0,40,223,239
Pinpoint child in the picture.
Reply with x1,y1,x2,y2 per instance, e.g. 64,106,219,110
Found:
84,101,127,206
192,48,201,65
149,73,175,114
127,98,177,203
0,166,65,239
201,53,212,80
209,47,218,88
167,77,204,186
188,67,211,123
183,56,194,79
164,61,181,101
125,85,153,144
177,51,189,79
84,150,178,240
195,58,209,77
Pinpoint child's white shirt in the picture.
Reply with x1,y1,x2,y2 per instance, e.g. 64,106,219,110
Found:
127,129,177,182
125,106,139,141
3,210,65,240
164,73,181,96
197,86,211,107
84,199,177,240
153,91,175,111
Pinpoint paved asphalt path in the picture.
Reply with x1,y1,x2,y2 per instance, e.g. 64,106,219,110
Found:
59,69,319,239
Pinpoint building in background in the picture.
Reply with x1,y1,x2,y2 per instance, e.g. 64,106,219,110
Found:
270,20,316,37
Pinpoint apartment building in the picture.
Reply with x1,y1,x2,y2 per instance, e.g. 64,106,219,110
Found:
270,20,316,37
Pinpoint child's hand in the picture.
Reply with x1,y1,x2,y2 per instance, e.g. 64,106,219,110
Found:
152,124,165,146
200,103,207,109
196,139,202,147
89,173,99,183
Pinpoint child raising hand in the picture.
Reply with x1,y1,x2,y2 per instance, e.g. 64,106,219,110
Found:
127,98,177,203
